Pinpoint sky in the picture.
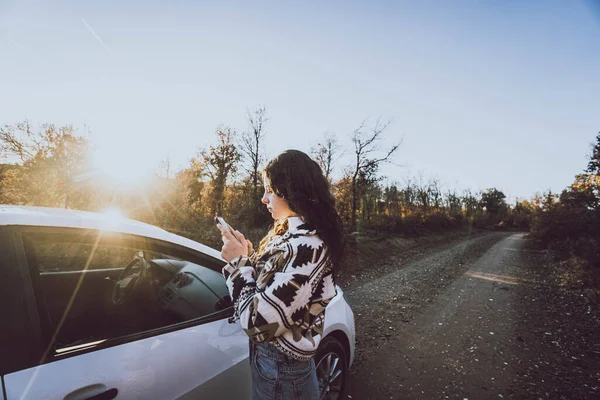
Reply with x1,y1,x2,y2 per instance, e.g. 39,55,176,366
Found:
1,0,599,202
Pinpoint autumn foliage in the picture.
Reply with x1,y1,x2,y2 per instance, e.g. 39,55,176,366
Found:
7,115,594,261
529,132,600,282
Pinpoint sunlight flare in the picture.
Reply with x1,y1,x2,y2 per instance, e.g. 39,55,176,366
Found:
90,147,154,188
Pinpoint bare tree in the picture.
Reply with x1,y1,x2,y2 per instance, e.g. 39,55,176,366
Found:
349,119,401,231
158,154,172,180
429,178,443,210
416,176,430,213
401,176,417,215
197,126,240,217
311,132,341,180
1,121,48,163
240,107,268,218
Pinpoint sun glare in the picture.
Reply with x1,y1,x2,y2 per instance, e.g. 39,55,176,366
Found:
102,207,125,219
91,148,153,187
99,207,126,231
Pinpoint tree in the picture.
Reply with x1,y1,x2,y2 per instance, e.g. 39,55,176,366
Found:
480,188,507,216
360,179,383,224
0,121,91,208
400,177,418,215
383,184,401,217
583,132,600,199
0,163,20,204
240,107,268,221
428,179,443,211
348,119,401,231
311,133,341,180
158,154,173,180
586,131,600,175
445,189,462,216
416,180,430,213
331,175,353,226
462,189,480,220
509,199,534,230
529,131,600,271
195,126,240,217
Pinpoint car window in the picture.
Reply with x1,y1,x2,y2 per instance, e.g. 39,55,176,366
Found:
33,240,157,272
21,228,231,358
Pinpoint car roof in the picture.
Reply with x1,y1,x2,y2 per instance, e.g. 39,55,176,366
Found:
0,205,223,260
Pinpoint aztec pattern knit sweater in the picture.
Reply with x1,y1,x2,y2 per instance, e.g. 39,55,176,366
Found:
222,217,337,361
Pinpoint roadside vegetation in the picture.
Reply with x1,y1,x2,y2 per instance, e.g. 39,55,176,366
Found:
1,114,597,287
528,132,600,289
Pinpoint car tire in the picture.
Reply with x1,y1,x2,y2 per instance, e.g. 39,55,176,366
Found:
315,336,348,400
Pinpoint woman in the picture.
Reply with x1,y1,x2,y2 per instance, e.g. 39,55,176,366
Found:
217,149,344,400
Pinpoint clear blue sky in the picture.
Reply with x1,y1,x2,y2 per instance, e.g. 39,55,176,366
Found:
1,0,599,201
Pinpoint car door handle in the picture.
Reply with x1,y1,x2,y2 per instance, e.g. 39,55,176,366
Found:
85,388,118,400
64,385,118,400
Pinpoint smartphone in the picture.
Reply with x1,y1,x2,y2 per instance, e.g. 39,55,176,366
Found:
215,216,242,243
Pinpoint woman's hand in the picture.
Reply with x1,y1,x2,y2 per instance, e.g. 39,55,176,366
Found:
217,223,253,262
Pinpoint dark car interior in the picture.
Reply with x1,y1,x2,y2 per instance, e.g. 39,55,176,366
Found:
20,229,232,354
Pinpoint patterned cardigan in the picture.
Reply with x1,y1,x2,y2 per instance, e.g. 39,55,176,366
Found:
222,217,337,361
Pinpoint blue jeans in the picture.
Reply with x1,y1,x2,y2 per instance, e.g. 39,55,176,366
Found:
249,340,319,400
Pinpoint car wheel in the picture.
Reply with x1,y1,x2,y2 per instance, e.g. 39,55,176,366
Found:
315,336,347,400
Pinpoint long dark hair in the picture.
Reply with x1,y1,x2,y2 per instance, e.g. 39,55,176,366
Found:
258,150,344,276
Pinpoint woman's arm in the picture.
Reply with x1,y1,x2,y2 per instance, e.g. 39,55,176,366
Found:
222,240,335,344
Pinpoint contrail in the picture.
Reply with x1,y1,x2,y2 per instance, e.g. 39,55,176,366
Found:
9,38,26,50
81,17,113,55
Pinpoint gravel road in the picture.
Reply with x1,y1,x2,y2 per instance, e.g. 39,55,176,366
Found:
342,232,600,399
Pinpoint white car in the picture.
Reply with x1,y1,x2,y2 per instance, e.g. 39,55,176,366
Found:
0,205,355,400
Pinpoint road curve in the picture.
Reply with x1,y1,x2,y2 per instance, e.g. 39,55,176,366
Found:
345,232,527,399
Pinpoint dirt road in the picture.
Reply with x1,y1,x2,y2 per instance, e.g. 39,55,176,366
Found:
343,232,600,399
